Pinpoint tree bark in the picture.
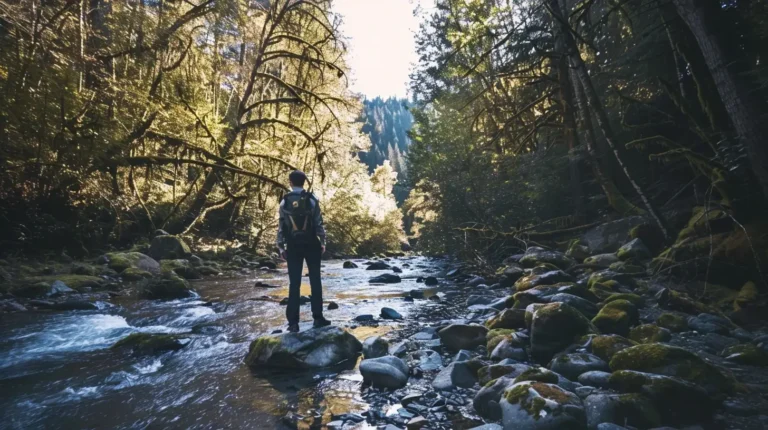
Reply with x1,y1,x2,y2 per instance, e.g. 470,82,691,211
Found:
673,0,768,201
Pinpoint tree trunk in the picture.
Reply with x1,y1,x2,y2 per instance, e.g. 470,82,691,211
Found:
551,0,669,239
673,0,768,201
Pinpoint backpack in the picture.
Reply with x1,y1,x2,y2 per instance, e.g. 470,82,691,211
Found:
282,191,315,245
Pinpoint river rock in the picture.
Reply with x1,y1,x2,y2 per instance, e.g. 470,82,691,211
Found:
478,362,532,385
578,370,612,388
721,344,768,366
473,376,516,419
370,273,401,284
655,313,688,332
687,313,732,334
122,267,154,281
520,247,574,270
148,235,191,260
343,261,358,269
359,355,409,389
424,276,439,286
160,259,202,280
408,349,443,371
609,343,733,395
628,324,671,344
139,276,194,299
468,275,487,287
584,253,621,268
608,370,714,424
499,381,586,429
485,308,526,330
467,295,496,307
530,302,594,363
548,293,599,318
245,326,362,369
112,333,185,356
589,335,637,361
52,300,100,310
105,252,161,274
616,238,651,261
490,337,527,361
366,261,392,270
438,324,488,350
49,280,75,296
499,264,525,287
363,336,390,359
354,314,375,322
514,269,575,292
591,300,639,336
432,360,477,390
380,307,403,320
584,393,661,429
548,353,608,380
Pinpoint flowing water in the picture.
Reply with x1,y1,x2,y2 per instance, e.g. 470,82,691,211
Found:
0,257,448,429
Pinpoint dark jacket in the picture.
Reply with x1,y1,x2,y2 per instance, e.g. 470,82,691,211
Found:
276,189,326,251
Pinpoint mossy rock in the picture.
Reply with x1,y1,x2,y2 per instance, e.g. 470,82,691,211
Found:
583,393,662,429
9,281,53,298
514,269,574,292
487,329,516,352
519,249,575,270
105,252,160,274
149,235,192,260
566,241,590,262
500,382,585,428
485,309,526,330
139,275,193,300
608,370,714,425
616,238,651,261
609,343,734,395
608,261,646,274
18,275,106,294
588,270,637,290
603,293,644,307
592,300,639,336
478,363,531,386
121,267,154,281
733,281,759,312
655,289,716,315
513,367,559,384
655,313,688,332
160,259,202,280
112,333,185,356
530,302,595,363
721,344,768,366
244,325,363,369
70,263,97,276
589,334,637,361
590,282,619,301
629,324,671,344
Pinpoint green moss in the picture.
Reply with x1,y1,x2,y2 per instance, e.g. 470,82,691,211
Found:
655,313,688,332
734,281,758,312
603,293,644,307
122,267,154,281
629,324,671,344
592,300,639,336
721,344,768,366
514,368,558,384
487,329,515,352
591,334,637,361
479,364,520,385
20,274,105,291
504,383,531,404
485,309,525,330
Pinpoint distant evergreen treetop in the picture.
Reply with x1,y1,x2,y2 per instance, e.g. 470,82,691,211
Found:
359,97,413,178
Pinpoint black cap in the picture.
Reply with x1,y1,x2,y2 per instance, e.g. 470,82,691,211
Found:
289,170,307,187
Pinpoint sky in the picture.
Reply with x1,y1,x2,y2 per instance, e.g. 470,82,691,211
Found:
333,0,428,100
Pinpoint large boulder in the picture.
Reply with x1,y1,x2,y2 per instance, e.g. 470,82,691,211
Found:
105,252,161,274
359,355,409,389
530,302,594,363
616,238,651,261
485,308,526,330
139,276,194,300
584,393,661,430
548,353,608,380
478,362,532,385
609,343,734,395
490,337,528,361
499,381,586,429
438,324,488,350
363,336,390,359
474,377,516,420
148,235,191,260
111,333,185,356
514,269,575,292
369,273,401,284
591,300,639,337
160,259,202,280
581,216,646,254
584,253,620,268
432,360,477,390
519,247,575,270
608,370,713,425
244,326,362,369
548,293,599,318
589,335,637,361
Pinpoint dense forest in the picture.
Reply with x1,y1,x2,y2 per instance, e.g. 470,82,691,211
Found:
0,0,405,257
406,0,768,288
358,97,413,204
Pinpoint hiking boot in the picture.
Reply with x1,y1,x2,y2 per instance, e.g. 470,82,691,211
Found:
313,317,331,328
287,323,300,333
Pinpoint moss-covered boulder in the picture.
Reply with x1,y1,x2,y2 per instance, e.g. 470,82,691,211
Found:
70,263,97,276
121,267,154,281
438,324,489,350
485,308,526,330
609,343,734,394
473,377,516,420
487,329,516,352
514,269,574,292
160,259,202,280
478,362,532,386
655,312,689,332
139,276,194,300
603,293,644,307
629,324,671,344
584,393,661,429
721,344,768,366
513,367,560,384
105,252,160,275
584,253,620,268
589,334,637,361
548,293,599,318
519,247,575,270
548,353,608,380
530,302,594,363
608,370,713,425
245,325,362,369
733,280,759,312
149,235,192,260
12,275,106,297
592,299,639,336
499,382,585,429
9,281,54,298
617,238,651,261
565,241,590,262
589,281,619,301
587,270,637,289
112,333,185,356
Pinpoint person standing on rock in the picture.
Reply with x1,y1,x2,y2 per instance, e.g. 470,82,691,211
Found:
277,170,331,333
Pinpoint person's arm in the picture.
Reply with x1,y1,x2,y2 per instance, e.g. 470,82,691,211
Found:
276,199,287,258
312,196,326,252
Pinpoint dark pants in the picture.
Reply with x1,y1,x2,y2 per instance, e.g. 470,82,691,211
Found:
286,244,323,324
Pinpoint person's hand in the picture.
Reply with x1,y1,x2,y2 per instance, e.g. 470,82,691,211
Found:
321,245,326,254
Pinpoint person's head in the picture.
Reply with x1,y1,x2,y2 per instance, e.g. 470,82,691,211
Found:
289,170,307,188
